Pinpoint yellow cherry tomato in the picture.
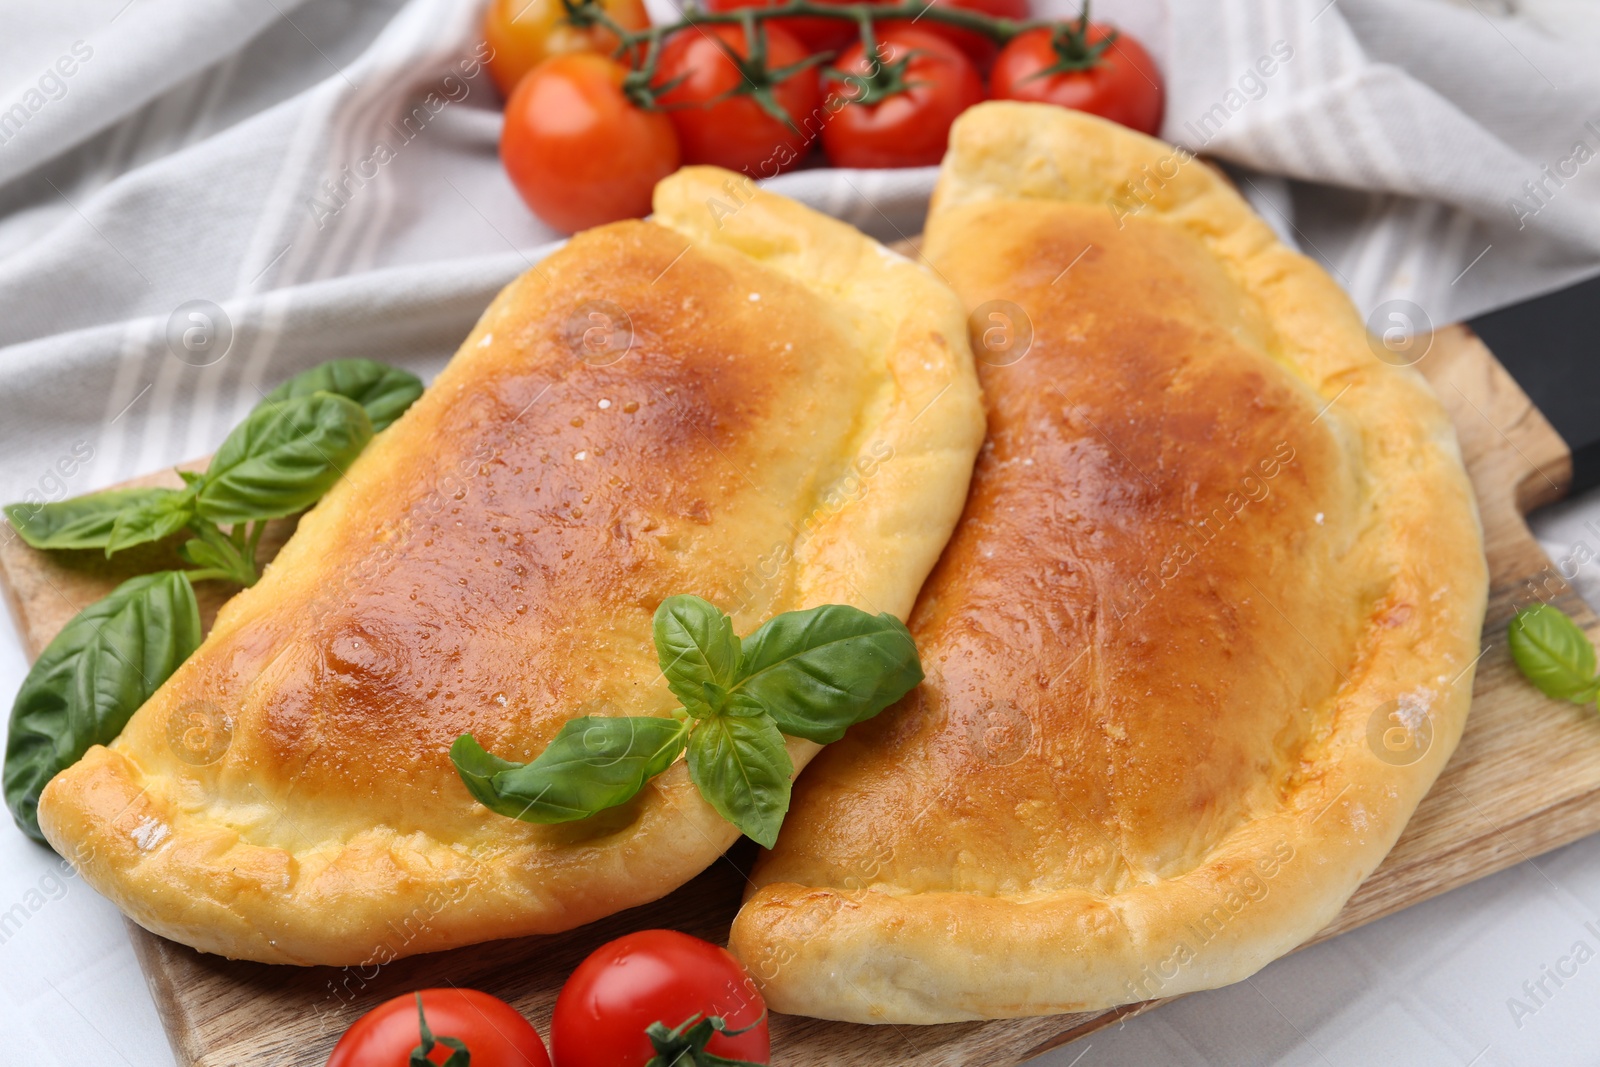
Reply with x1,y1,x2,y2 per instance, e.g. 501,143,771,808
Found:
483,0,651,98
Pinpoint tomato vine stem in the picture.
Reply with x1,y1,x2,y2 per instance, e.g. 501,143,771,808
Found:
561,0,1064,110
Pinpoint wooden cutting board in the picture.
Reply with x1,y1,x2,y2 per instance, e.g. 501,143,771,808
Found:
2,325,1596,1066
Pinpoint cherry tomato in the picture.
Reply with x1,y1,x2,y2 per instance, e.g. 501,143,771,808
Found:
483,0,651,98
327,988,551,1067
879,0,1029,70
700,0,859,52
500,53,680,233
552,930,770,1067
655,23,822,177
821,28,984,169
991,20,1165,135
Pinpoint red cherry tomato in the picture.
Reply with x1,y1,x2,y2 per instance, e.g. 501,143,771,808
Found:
821,28,984,169
327,988,551,1067
991,20,1165,135
500,53,680,233
879,0,1029,70
701,0,859,52
655,23,821,177
482,0,651,98
552,930,770,1067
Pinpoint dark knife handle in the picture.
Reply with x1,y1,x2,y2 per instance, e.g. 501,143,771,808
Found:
1469,273,1600,496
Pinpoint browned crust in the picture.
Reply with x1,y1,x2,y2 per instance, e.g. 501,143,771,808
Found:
729,103,1488,1023
37,168,985,966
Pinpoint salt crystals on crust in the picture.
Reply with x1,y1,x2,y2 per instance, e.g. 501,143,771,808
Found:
130,816,170,851
1393,687,1435,730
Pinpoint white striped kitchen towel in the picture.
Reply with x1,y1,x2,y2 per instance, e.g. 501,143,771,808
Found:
2,0,1597,510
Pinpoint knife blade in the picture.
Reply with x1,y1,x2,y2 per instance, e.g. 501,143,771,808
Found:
1469,272,1600,495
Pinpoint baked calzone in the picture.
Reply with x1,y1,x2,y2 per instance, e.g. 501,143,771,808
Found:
36,167,985,966
729,103,1488,1022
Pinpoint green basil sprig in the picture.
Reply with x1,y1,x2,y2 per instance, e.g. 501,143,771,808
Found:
1508,603,1600,706
4,571,201,841
4,358,419,585
452,595,922,848
2,358,421,844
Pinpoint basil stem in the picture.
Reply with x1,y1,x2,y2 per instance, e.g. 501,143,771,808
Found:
178,518,265,586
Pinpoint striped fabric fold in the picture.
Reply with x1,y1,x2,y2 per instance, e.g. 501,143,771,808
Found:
0,0,1597,508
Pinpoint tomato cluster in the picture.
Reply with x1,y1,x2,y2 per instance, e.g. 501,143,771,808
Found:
327,930,769,1067
488,0,1165,233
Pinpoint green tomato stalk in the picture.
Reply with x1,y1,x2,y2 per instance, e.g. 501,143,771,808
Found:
557,0,1069,110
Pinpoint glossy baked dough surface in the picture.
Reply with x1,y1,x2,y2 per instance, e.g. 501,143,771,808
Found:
36,168,984,965
729,103,1488,1022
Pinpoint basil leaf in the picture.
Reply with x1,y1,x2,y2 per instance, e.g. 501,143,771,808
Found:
105,487,196,557
1509,604,1599,703
449,734,522,814
263,358,423,432
686,710,792,848
733,605,923,744
4,571,201,842
5,488,176,551
196,392,372,525
177,536,233,573
451,715,690,823
654,595,740,717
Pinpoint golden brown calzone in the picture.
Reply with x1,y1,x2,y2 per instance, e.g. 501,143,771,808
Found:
37,167,985,966
729,103,1488,1023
